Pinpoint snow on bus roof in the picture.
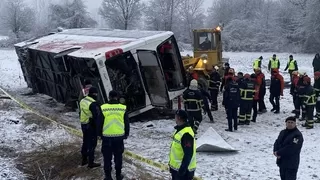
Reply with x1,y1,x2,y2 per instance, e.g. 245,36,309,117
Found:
15,28,173,58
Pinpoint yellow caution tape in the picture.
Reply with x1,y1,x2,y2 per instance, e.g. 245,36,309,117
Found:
0,87,202,180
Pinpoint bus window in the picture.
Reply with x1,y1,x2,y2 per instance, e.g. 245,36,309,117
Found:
157,36,186,91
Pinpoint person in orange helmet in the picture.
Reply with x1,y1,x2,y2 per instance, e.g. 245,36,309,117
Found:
290,71,300,113
301,76,315,129
269,69,284,114
254,68,267,113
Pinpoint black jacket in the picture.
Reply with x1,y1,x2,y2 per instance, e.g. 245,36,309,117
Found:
222,81,241,108
312,53,320,72
99,99,130,140
273,127,303,169
170,123,194,174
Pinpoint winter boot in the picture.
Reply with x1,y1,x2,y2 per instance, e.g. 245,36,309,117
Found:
225,129,232,132
81,156,88,166
245,120,251,125
88,162,101,168
116,174,124,180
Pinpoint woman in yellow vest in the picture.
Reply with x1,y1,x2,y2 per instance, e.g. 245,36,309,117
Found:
268,54,280,72
284,55,298,77
169,110,196,180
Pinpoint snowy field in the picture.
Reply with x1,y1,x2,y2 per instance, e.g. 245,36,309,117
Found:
1,48,320,180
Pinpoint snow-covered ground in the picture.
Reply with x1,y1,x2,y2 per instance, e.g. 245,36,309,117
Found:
1,48,320,180
0,35,9,41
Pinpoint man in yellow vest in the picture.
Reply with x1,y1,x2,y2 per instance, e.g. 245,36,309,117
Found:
253,56,263,70
169,110,196,180
284,55,298,78
79,87,101,168
268,54,280,72
100,90,129,180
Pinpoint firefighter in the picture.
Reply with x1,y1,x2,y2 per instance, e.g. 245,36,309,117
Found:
186,67,199,87
301,76,315,129
208,66,221,111
251,73,259,122
239,74,255,125
199,84,214,123
222,77,240,132
237,72,244,85
220,68,235,92
284,55,298,79
79,87,101,168
290,71,300,113
183,79,203,135
255,68,267,113
296,72,308,120
253,56,263,70
223,63,230,76
270,69,284,114
268,54,280,72
100,90,130,180
314,71,320,123
169,110,196,180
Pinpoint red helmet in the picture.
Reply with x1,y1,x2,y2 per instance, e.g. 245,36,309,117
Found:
228,68,235,74
303,76,311,83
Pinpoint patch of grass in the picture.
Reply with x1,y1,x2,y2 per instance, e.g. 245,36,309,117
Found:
22,113,51,129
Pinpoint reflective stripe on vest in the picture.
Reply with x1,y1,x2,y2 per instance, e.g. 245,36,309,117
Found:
253,59,260,69
240,89,256,100
270,58,279,69
305,93,316,105
101,104,126,137
79,96,95,124
184,99,202,111
288,59,296,70
169,127,196,172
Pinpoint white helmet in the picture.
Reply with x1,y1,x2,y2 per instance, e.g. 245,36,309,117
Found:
189,79,198,90
214,66,219,70
299,71,306,76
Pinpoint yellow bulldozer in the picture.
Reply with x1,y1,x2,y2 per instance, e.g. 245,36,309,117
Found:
182,26,229,90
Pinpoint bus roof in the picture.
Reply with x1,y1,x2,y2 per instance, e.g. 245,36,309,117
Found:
15,28,173,58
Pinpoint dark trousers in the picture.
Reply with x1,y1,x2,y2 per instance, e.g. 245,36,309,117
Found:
316,101,320,120
279,168,297,180
188,111,202,135
171,169,194,180
252,100,258,122
102,139,124,178
210,89,219,110
239,100,253,123
258,94,267,111
226,107,238,131
203,101,213,121
81,125,97,164
305,105,314,128
295,97,306,119
269,94,280,111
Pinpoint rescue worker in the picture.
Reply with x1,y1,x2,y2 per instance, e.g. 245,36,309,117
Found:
290,71,300,113
284,55,298,79
100,90,130,180
239,74,255,125
270,69,284,114
295,72,308,120
253,56,263,70
223,63,230,76
169,110,196,180
255,68,267,113
199,84,214,123
236,72,244,86
268,54,280,72
314,71,320,123
301,76,315,129
312,53,320,72
251,73,259,122
208,66,221,111
222,77,240,132
273,116,303,180
186,67,198,87
183,79,203,135
79,87,101,168
220,68,235,92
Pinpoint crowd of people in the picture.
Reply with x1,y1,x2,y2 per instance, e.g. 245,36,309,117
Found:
184,54,320,133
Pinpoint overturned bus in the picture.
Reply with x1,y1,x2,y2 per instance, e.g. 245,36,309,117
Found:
14,28,187,118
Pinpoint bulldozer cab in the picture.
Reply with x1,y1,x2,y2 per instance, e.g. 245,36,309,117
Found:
193,27,223,71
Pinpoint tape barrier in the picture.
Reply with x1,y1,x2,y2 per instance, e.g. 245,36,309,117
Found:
0,87,202,180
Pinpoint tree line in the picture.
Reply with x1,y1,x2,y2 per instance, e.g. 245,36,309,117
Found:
0,0,319,53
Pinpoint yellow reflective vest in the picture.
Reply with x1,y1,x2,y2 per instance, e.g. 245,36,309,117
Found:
79,96,96,124
253,59,261,69
270,58,279,69
101,103,126,137
287,59,296,70
169,126,196,172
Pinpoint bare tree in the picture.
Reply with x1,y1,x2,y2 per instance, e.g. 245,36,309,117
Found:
99,0,143,30
0,0,35,39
